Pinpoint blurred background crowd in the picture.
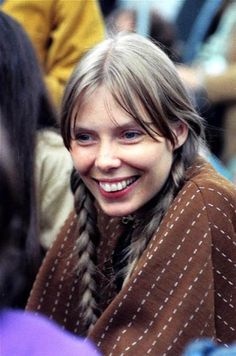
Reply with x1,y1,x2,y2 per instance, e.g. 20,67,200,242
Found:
2,0,235,184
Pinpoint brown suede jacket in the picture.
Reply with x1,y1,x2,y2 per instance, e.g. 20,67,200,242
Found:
27,157,236,355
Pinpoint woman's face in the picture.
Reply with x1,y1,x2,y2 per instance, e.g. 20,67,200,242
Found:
70,86,185,217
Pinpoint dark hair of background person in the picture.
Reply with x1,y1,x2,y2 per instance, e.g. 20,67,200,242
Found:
0,116,102,356
149,9,180,61
98,0,117,18
0,115,29,308
0,11,58,306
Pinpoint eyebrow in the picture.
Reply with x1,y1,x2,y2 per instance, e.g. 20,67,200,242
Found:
73,121,143,132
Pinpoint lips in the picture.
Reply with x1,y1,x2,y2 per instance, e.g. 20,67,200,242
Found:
97,176,138,193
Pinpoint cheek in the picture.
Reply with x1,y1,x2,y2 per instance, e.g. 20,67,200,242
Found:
131,144,173,171
146,147,174,182
69,146,93,174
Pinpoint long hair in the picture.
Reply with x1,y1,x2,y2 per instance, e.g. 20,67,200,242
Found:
61,33,205,330
0,116,29,308
0,11,57,304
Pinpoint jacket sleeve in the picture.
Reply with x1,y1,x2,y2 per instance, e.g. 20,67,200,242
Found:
199,178,236,345
1,0,105,106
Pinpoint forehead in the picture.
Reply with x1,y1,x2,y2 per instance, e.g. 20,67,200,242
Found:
74,86,140,128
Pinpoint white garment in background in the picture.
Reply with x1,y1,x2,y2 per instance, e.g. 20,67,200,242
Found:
35,129,74,249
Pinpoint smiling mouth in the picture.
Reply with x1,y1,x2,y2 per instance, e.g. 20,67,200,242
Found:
97,176,139,193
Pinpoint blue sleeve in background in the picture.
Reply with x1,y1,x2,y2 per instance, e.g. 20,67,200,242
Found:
183,339,236,356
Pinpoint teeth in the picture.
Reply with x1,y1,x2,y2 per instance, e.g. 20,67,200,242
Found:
103,183,111,192
99,177,137,192
117,182,122,190
121,181,126,189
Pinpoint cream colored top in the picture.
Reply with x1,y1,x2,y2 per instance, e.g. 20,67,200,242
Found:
35,130,74,249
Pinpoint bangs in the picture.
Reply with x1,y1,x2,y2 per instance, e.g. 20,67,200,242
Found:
106,74,177,146
62,85,99,149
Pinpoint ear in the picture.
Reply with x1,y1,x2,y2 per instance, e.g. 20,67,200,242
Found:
172,122,189,150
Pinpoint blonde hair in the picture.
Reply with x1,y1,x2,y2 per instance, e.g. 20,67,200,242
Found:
61,33,205,331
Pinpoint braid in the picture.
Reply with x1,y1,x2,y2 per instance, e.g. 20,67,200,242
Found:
123,153,186,285
71,170,99,331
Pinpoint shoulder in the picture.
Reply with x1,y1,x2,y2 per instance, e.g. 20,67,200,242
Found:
36,129,65,150
1,0,53,26
188,160,235,212
35,129,73,177
180,158,236,232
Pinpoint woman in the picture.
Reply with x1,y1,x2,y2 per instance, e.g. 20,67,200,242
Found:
27,33,236,355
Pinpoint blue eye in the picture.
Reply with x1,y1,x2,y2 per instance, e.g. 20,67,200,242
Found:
75,133,94,145
122,131,142,140
77,134,91,141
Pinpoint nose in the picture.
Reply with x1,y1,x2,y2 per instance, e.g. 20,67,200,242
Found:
95,142,121,172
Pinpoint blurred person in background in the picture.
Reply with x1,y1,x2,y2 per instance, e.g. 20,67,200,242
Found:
183,339,236,356
0,11,42,306
105,5,180,61
0,114,100,356
177,0,236,181
1,0,105,108
0,11,75,306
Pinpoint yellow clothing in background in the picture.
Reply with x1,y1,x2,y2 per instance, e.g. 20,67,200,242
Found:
2,0,105,106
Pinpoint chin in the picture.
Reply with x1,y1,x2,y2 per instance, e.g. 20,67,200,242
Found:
99,203,137,218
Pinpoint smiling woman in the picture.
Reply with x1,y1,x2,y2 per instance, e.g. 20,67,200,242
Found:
69,85,180,217
27,33,236,355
